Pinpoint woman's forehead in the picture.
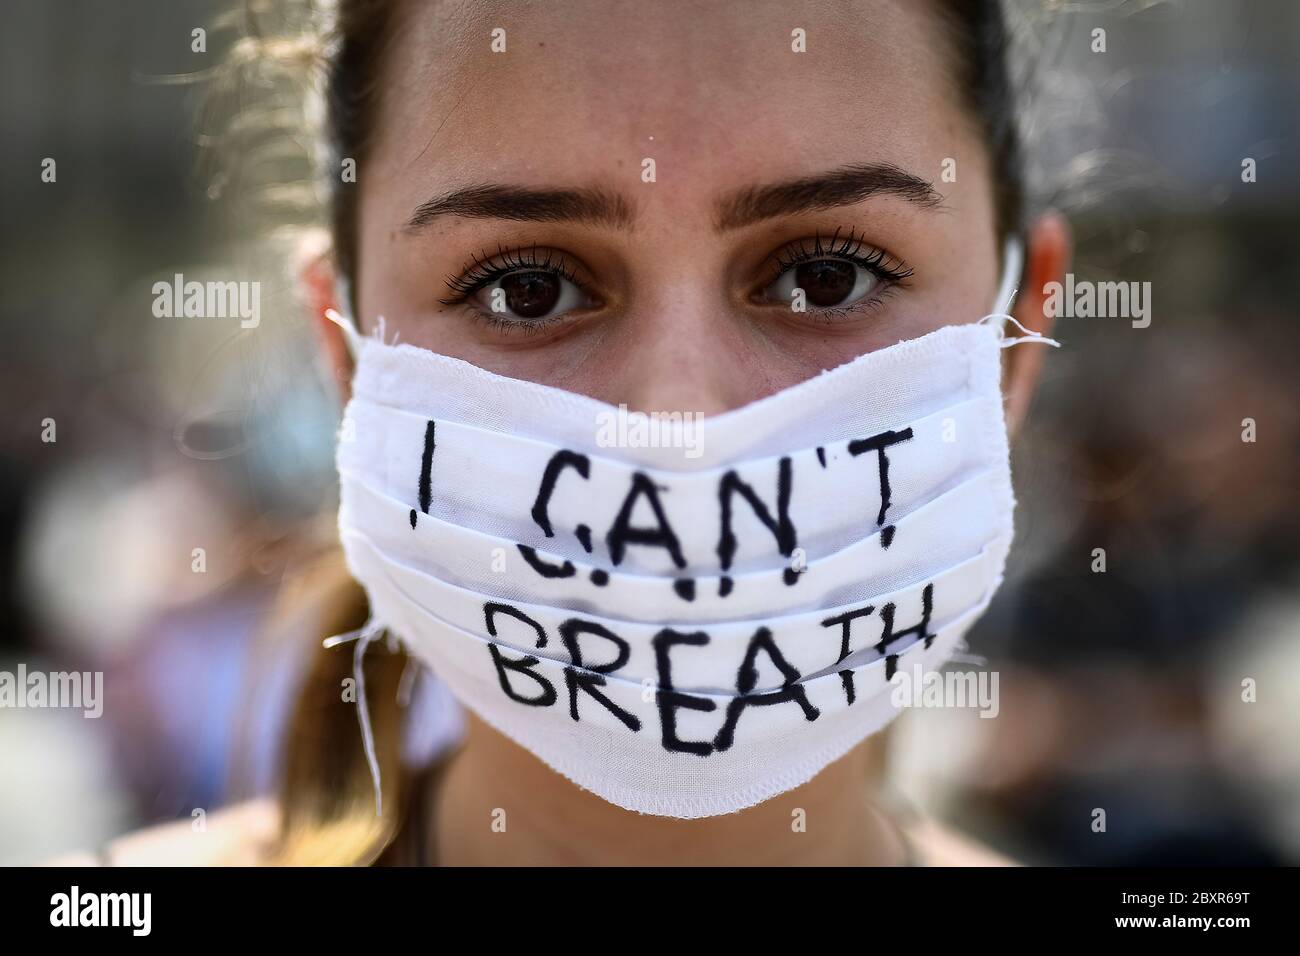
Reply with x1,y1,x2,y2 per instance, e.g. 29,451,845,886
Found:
369,0,969,195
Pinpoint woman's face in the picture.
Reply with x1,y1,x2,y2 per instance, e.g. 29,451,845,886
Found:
353,0,1003,417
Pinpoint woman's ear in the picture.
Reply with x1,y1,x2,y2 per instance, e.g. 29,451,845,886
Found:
297,236,354,404
1003,210,1071,436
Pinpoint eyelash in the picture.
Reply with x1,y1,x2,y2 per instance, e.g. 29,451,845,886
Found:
759,227,913,291
437,228,914,330
438,243,586,306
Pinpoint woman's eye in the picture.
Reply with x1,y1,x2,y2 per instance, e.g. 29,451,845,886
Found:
469,268,593,322
762,258,882,310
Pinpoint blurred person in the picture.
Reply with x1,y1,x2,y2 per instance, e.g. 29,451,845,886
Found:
892,309,1300,865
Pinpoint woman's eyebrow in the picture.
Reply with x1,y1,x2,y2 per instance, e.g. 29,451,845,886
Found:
403,162,943,233
405,184,634,231
713,162,946,231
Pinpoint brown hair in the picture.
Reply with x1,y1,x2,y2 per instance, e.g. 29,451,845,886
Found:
217,0,1033,865
324,0,409,313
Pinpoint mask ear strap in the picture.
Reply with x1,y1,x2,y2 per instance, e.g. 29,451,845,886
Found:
980,236,1062,349
325,307,364,362
983,313,1061,349
323,619,388,818
993,236,1023,316
334,271,353,319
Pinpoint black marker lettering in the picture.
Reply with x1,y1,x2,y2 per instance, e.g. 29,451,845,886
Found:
530,450,590,537
558,618,632,672
652,628,717,756
488,644,558,707
716,457,797,572
848,427,914,549
713,627,820,751
606,472,686,568
410,419,437,528
558,617,641,732
820,604,876,706
876,584,934,681
484,601,548,649
516,544,576,579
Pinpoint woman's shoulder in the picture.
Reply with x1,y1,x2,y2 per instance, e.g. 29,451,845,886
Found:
43,797,1016,867
43,798,281,867
899,814,1018,866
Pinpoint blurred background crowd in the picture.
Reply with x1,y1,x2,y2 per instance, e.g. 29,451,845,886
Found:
2,0,1297,864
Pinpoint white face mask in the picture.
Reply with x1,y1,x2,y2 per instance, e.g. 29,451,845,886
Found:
329,242,1054,818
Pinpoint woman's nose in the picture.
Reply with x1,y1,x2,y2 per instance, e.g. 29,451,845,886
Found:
597,295,772,420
